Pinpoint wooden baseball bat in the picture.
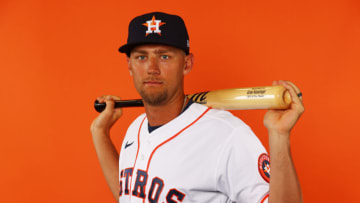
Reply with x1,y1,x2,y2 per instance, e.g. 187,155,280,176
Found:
94,85,291,113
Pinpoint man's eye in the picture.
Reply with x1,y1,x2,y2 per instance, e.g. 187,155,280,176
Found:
161,55,169,59
137,56,146,60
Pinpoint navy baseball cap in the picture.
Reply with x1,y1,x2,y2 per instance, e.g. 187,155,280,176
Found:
119,12,190,56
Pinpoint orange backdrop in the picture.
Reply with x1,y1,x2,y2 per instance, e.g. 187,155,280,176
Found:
1,0,359,202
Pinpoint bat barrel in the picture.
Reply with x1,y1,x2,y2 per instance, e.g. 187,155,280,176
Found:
187,85,291,110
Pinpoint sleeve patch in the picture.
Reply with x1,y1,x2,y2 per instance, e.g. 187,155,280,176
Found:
258,153,270,183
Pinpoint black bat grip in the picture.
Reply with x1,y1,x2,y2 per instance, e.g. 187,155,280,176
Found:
94,99,144,113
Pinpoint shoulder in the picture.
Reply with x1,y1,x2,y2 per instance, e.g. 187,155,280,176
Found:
190,103,251,132
184,103,260,147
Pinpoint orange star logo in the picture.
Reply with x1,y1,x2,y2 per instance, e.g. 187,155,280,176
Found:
142,15,166,36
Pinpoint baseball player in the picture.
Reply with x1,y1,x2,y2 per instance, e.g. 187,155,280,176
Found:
91,12,304,203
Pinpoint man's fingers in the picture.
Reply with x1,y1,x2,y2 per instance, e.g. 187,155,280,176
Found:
272,80,279,86
104,96,115,112
96,95,122,113
283,81,302,97
104,96,122,112
96,96,105,103
273,80,302,102
280,81,299,101
97,95,121,103
280,81,304,113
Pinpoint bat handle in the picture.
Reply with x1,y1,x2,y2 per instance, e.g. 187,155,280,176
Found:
94,99,144,113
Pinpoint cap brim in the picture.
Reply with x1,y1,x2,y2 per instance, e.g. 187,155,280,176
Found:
119,42,156,56
118,43,136,56
119,42,189,57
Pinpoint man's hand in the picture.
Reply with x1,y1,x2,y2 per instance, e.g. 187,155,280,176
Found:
91,95,123,135
264,80,304,203
264,80,304,135
90,95,122,202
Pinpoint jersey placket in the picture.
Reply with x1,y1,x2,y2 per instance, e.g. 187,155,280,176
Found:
129,119,152,202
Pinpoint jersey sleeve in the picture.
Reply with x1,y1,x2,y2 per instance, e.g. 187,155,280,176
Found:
215,124,269,203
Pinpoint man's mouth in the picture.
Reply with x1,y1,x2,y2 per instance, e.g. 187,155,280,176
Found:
143,80,163,86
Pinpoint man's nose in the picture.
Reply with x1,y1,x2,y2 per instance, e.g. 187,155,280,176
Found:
147,56,160,75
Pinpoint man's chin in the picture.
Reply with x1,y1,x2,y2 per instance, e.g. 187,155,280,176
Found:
140,91,168,106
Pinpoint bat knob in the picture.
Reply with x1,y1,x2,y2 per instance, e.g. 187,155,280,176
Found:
283,91,292,106
94,100,106,113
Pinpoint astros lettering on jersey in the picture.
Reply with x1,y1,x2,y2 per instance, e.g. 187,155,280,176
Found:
118,103,270,203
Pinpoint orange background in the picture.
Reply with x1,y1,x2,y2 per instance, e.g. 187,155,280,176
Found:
1,0,359,202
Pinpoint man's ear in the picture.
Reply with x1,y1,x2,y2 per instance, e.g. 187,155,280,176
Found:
127,57,133,76
183,53,194,75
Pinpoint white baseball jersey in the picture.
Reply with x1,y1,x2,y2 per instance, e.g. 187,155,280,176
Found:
119,103,270,203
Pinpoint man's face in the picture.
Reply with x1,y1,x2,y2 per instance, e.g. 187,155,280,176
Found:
127,44,193,106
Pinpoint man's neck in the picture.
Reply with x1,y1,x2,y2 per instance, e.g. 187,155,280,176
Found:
144,94,187,127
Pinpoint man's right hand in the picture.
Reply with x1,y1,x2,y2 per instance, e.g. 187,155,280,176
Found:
90,95,122,201
90,95,123,135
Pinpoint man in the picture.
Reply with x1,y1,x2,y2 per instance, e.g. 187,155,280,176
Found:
91,12,304,203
